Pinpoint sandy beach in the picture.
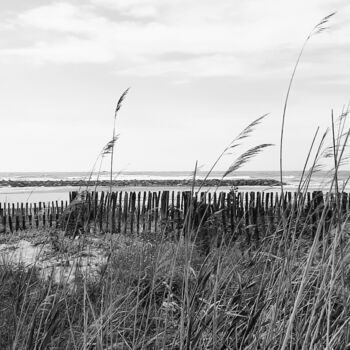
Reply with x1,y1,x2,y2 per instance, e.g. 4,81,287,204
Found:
0,178,284,204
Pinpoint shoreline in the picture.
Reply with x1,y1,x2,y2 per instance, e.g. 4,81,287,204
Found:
0,178,284,188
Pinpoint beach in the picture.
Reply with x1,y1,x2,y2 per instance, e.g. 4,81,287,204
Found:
0,170,347,204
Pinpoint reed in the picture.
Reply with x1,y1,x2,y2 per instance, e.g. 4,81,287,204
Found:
110,88,129,194
279,12,336,197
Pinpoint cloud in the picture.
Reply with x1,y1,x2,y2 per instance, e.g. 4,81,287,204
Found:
118,54,242,77
92,0,160,19
17,2,108,35
1,36,114,64
0,0,350,79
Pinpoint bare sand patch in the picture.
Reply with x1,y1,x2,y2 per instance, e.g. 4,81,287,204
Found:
0,232,110,284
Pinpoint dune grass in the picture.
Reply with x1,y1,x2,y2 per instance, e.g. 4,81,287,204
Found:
1,194,350,349
2,111,350,348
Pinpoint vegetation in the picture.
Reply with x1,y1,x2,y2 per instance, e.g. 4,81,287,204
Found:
2,103,350,348
1,182,350,349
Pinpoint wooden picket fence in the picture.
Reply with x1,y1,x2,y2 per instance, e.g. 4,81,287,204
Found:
0,200,69,232
0,190,348,236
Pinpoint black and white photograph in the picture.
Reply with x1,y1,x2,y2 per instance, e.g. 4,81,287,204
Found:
0,1,350,349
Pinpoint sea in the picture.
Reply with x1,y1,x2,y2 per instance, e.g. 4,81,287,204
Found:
0,170,349,204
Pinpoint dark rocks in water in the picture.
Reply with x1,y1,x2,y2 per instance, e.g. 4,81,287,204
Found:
0,178,285,188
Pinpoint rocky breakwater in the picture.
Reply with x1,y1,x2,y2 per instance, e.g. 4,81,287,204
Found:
0,178,285,188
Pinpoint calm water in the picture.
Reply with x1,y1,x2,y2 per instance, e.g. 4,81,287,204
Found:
0,170,348,204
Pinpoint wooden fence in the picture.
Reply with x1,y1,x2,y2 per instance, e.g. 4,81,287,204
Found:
0,190,348,236
0,200,69,232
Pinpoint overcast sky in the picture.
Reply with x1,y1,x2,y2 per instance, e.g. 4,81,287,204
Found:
1,0,350,172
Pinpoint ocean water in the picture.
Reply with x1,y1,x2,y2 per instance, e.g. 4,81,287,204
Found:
0,170,348,204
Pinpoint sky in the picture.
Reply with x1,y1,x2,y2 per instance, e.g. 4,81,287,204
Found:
0,0,350,172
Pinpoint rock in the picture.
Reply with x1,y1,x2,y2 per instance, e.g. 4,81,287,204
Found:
0,178,286,188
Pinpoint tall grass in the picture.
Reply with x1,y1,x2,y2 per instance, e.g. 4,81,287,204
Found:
2,182,350,349
279,12,336,197
3,111,350,348
109,88,129,194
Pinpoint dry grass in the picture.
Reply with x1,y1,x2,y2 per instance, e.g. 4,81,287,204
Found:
0,207,350,349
